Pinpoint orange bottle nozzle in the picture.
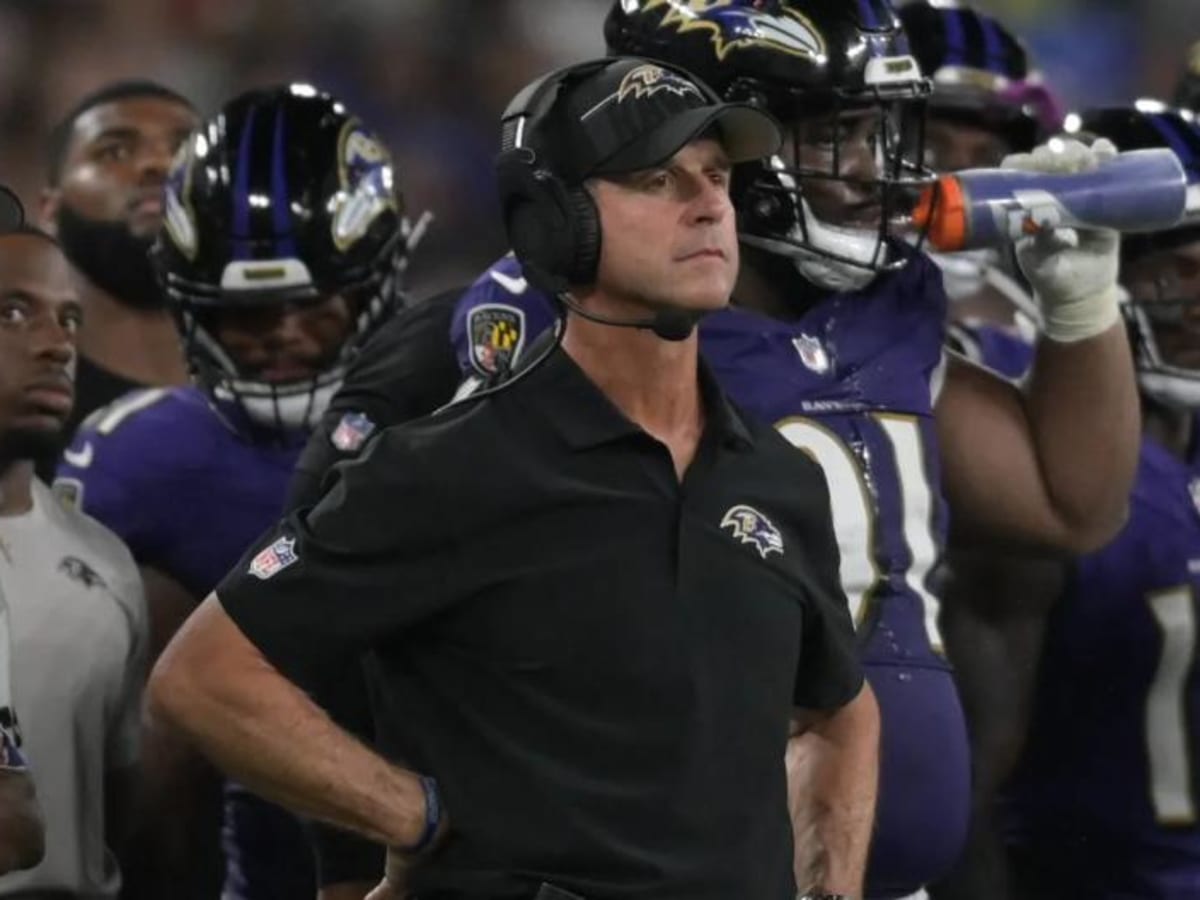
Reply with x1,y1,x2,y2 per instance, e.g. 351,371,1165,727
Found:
912,175,968,252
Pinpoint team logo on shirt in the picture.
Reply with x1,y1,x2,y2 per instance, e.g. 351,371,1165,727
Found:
330,411,377,453
720,504,784,559
58,556,107,590
792,333,830,374
467,303,526,376
249,536,298,580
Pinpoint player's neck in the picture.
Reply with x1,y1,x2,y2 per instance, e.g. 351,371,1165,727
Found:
562,311,704,464
1143,399,1195,461
0,462,34,516
77,284,189,386
734,244,827,320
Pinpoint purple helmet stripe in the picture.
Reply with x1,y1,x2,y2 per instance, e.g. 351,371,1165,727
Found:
977,14,1009,77
942,8,969,68
270,107,298,258
232,105,256,261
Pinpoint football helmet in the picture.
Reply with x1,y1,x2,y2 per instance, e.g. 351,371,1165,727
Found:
154,83,418,434
898,1,1062,156
1068,102,1200,408
605,0,934,292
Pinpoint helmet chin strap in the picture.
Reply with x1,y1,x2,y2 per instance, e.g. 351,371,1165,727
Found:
740,204,881,293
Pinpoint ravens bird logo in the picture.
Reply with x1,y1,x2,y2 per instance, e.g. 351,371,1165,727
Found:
720,504,785,558
642,0,826,62
58,556,107,590
616,64,705,103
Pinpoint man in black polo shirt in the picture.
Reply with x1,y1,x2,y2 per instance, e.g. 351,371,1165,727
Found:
147,57,878,900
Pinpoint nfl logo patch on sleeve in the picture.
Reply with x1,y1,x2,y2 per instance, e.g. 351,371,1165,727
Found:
249,536,298,580
330,411,376,453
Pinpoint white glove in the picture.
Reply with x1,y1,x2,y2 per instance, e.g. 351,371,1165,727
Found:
1001,137,1122,343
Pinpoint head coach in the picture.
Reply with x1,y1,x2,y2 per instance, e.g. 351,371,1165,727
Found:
147,56,879,900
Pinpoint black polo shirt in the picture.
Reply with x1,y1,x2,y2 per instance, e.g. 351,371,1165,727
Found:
219,347,862,900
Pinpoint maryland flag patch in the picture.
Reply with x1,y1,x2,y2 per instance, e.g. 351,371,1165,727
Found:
467,304,526,376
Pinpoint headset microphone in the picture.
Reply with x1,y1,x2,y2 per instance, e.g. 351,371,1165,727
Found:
557,293,701,342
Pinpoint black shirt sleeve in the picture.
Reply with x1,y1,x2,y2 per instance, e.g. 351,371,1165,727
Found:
286,289,466,512
220,421,459,681
789,456,864,712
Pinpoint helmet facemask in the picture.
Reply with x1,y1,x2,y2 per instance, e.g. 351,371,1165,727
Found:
1123,259,1200,411
733,79,934,291
169,221,414,439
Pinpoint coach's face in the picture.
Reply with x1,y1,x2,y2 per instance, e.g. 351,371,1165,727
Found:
589,137,738,315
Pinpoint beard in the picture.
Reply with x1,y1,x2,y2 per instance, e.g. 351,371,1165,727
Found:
0,426,64,466
55,204,166,311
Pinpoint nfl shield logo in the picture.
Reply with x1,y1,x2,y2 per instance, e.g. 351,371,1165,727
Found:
249,536,298,581
330,411,376,453
467,304,525,376
793,334,830,374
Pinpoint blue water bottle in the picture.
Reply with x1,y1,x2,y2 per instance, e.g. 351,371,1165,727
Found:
914,147,1194,251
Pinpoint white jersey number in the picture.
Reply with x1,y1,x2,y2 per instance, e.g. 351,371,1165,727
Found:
1146,585,1198,825
776,414,942,650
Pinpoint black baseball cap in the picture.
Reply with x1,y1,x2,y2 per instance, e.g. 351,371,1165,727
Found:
531,56,782,182
0,186,23,232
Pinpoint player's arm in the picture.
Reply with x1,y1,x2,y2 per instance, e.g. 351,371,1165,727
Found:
0,768,43,874
928,548,1066,900
789,682,880,897
127,567,224,899
935,139,1138,554
938,331,1137,553
147,595,432,849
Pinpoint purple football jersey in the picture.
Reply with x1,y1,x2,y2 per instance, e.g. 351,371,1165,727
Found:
1003,437,1200,899
453,251,970,896
947,320,1036,381
54,386,313,899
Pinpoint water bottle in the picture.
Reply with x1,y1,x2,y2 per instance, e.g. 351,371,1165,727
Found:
912,147,1196,252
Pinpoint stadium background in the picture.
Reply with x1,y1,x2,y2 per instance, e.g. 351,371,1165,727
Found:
1,0,1192,289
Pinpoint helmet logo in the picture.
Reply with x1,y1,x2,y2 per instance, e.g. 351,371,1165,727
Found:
163,145,199,261
645,0,825,62
332,121,398,252
616,64,703,103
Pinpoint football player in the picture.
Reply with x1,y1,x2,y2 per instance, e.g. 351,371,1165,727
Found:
40,80,198,440
898,0,1059,372
895,7,1067,896
55,84,417,900
998,103,1200,900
